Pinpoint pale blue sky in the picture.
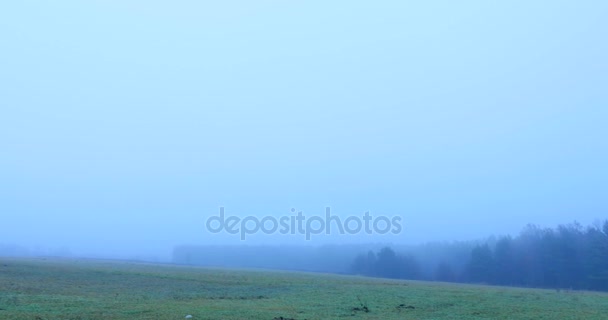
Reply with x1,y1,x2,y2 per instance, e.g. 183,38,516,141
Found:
1,1,607,258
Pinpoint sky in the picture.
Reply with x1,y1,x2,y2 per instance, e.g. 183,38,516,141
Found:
1,1,607,259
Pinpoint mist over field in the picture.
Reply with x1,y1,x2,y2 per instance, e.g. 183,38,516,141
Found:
1,0,607,266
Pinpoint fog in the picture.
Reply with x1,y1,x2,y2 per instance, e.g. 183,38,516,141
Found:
1,1,607,263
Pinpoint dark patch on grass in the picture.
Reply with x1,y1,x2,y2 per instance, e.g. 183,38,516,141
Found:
396,303,416,311
351,296,370,314
209,295,268,300
273,317,296,320
430,301,454,310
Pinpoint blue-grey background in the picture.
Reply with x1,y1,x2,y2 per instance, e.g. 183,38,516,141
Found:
1,1,607,260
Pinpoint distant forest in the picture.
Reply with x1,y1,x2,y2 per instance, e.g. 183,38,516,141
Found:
173,220,608,292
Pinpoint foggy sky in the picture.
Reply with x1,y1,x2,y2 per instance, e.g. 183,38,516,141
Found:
1,1,607,259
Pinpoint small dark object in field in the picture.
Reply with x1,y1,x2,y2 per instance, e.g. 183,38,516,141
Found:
352,296,370,313
396,304,415,311
211,295,267,300
272,317,295,320
352,306,369,312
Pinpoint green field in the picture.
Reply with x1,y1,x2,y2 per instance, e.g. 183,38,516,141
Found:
0,257,606,319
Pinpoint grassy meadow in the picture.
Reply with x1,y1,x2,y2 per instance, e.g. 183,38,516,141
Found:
0,257,607,319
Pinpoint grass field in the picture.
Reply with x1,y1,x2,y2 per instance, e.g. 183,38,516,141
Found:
0,257,607,319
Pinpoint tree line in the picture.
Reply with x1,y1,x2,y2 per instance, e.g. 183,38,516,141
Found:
351,220,608,291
